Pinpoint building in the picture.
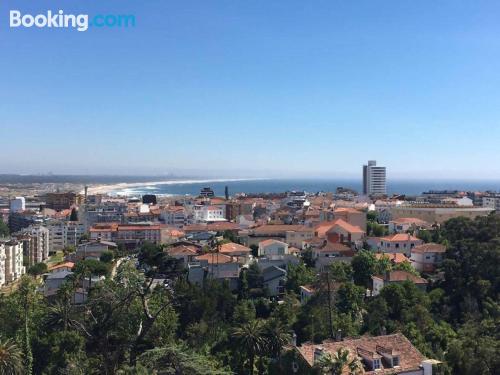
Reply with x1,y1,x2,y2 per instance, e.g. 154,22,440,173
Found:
161,206,188,227
0,243,6,287
410,243,446,273
312,242,355,271
219,242,253,265
3,240,25,283
325,219,365,246
45,192,77,211
262,266,286,296
363,160,387,196
191,205,226,222
333,208,367,230
372,270,428,296
258,239,289,257
391,204,494,224
482,193,500,211
89,223,164,246
71,241,117,261
193,252,240,290
9,197,25,213
15,225,50,265
293,333,440,375
199,187,215,198
388,217,432,234
371,234,423,257
46,220,85,251
240,224,314,248
167,244,199,265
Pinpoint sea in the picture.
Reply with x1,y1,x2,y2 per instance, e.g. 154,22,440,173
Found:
110,178,500,198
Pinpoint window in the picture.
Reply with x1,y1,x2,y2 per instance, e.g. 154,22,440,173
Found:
373,359,381,370
393,356,400,366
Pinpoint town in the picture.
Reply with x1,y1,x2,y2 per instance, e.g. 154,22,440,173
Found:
0,161,497,374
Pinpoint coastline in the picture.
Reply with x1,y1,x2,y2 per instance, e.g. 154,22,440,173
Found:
83,177,267,195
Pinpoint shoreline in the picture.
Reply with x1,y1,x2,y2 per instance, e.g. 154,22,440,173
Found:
83,177,267,195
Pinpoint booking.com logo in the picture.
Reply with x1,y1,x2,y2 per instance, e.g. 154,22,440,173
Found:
9,10,136,31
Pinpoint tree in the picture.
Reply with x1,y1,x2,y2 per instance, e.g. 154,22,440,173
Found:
0,337,23,375
0,217,9,237
27,263,48,276
351,250,375,287
285,263,315,293
315,348,362,375
231,320,265,374
99,251,114,263
69,208,78,222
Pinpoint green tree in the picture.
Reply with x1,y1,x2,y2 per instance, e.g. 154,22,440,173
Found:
351,250,375,287
231,320,265,374
69,208,78,222
27,263,48,276
314,348,362,375
0,337,23,375
0,217,9,237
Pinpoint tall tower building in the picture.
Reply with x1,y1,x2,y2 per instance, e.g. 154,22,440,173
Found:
363,160,386,196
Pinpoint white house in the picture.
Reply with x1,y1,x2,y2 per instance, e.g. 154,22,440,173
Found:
258,239,289,257
410,243,446,273
192,205,226,223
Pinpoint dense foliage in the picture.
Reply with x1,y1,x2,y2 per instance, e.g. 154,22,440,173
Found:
0,215,498,374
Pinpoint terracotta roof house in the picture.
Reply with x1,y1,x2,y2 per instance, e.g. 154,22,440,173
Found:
372,270,428,296
375,252,409,265
410,243,446,273
293,333,440,375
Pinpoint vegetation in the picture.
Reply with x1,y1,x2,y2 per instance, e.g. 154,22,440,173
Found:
0,217,9,238
0,215,497,374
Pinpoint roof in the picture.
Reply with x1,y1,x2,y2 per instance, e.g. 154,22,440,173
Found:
184,222,240,232
195,253,235,264
380,234,421,242
168,245,198,256
326,219,364,234
316,242,352,253
220,242,252,254
411,243,446,254
390,217,430,225
262,266,287,282
314,221,337,237
375,253,409,264
49,262,75,271
334,207,363,214
373,270,428,285
296,333,426,374
252,224,312,235
259,239,288,247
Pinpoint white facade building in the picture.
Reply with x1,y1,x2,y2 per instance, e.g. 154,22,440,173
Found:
0,243,6,287
363,160,387,196
3,240,25,283
10,197,25,213
192,205,226,223
46,221,85,251
483,194,500,211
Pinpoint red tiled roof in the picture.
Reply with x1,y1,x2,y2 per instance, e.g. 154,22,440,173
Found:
381,234,421,242
195,253,234,264
373,270,427,284
259,239,287,247
375,253,409,264
168,245,198,256
296,333,426,373
220,242,252,254
411,243,446,254
326,219,364,234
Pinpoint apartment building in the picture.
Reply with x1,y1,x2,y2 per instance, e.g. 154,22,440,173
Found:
363,160,387,196
482,193,500,211
3,240,25,283
161,206,188,227
391,204,494,224
46,220,85,251
15,225,50,265
45,192,77,211
90,223,164,246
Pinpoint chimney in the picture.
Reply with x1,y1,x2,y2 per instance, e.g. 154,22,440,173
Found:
314,347,325,363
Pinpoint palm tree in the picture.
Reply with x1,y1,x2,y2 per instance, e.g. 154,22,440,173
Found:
315,348,362,375
231,320,265,375
262,319,291,373
0,337,23,375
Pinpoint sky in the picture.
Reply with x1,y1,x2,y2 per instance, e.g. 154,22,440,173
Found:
1,0,500,179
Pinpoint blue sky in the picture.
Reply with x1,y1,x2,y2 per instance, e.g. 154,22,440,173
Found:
1,0,500,179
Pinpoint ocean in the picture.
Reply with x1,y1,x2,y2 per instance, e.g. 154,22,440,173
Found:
111,178,500,197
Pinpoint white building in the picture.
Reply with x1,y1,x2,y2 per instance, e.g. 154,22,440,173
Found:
0,243,6,287
192,205,226,223
46,220,85,251
258,239,289,257
483,194,500,211
160,206,188,227
363,160,387,196
18,225,50,265
10,197,25,213
3,240,25,283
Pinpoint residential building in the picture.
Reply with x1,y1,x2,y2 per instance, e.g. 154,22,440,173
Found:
160,206,188,227
374,252,409,266
258,239,289,257
9,197,25,213
325,219,365,246
219,242,253,265
482,193,500,211
333,207,367,230
46,220,85,251
388,217,432,234
312,242,354,271
240,224,314,247
371,234,423,257
15,225,50,265
299,284,315,304
410,243,446,273
293,333,440,375
90,223,165,246
262,266,286,296
45,192,77,211
372,270,428,296
167,244,199,265
3,240,25,283
191,205,226,222
0,243,6,287
391,204,494,224
363,160,387,196
193,252,240,290
71,241,117,261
